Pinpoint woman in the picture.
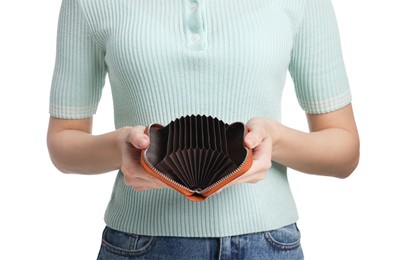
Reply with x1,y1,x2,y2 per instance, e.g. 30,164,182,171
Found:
47,0,359,259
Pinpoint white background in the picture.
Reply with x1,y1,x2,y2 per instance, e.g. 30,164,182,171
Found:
0,0,400,259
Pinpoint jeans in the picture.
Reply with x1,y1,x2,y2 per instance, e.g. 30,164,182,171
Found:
97,223,303,260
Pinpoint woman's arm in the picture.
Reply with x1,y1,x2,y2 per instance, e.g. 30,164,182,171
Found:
272,103,360,178
47,116,168,190
47,102,359,193
228,104,359,188
47,117,122,174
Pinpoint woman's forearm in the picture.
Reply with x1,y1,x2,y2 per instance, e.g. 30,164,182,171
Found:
47,117,129,174
47,117,168,190
47,129,124,174
272,123,360,178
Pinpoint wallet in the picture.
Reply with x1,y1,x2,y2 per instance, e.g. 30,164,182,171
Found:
140,115,253,201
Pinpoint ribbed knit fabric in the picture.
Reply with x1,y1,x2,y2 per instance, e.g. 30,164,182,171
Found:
50,0,351,237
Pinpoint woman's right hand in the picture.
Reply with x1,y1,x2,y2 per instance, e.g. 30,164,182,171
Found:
118,126,169,191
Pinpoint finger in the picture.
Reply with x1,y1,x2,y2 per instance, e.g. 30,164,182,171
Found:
121,145,142,170
135,170,168,184
244,125,266,150
131,181,169,191
121,127,149,165
252,137,272,161
126,177,153,191
122,159,154,180
129,129,150,150
244,132,260,149
137,180,169,190
124,170,169,190
229,138,272,185
232,160,269,184
247,138,272,175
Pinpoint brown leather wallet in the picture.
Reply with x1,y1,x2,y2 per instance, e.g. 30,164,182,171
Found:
140,115,253,202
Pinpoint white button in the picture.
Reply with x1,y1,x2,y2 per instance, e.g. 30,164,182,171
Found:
189,2,198,11
191,33,201,42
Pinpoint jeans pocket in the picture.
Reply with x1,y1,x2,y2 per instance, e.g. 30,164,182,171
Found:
100,227,154,257
264,223,301,251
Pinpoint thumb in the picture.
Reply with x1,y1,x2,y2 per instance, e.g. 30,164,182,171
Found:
130,131,150,150
244,129,264,149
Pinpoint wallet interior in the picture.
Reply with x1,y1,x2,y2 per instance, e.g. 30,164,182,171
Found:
143,115,249,196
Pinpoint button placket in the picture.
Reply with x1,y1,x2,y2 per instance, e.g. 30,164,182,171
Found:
183,0,207,51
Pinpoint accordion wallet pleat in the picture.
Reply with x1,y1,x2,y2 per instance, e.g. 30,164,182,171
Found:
140,115,253,202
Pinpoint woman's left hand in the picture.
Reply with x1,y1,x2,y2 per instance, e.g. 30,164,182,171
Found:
215,117,279,192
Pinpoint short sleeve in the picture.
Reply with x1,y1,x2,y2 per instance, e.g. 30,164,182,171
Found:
49,0,106,119
288,0,351,114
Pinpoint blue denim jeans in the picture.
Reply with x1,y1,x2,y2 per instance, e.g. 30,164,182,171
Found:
97,223,303,259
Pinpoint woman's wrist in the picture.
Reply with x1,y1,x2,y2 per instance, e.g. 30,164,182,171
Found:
265,119,281,146
115,127,131,150
262,118,283,162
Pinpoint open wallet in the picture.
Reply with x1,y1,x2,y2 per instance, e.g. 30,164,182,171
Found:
140,115,253,202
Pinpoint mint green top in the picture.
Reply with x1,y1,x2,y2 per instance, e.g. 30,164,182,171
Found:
50,0,351,237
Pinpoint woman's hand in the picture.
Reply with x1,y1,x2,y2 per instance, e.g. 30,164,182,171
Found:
216,117,279,192
118,126,169,191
